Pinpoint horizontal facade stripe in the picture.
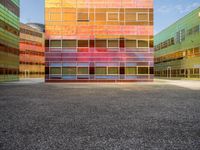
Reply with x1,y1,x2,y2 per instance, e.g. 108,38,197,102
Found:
20,50,44,56
0,67,19,74
0,0,19,17
20,61,45,65
20,28,43,38
20,38,43,46
0,42,19,55
0,19,19,36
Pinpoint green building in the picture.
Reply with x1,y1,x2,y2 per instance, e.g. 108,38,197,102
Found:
154,7,200,79
0,0,20,82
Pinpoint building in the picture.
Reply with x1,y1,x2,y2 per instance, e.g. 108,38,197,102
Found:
0,0,20,82
26,23,45,32
154,7,200,79
19,23,45,78
45,0,154,82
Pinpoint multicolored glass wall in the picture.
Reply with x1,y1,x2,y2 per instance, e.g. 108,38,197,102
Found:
0,0,20,82
19,23,45,78
154,7,200,79
45,0,154,82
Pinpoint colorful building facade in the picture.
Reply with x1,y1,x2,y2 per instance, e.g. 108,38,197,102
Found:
0,0,20,82
45,0,154,82
20,23,45,78
154,7,200,79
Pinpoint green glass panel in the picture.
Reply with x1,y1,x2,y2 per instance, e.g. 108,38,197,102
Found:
125,67,137,74
62,67,76,75
108,67,118,74
95,67,106,75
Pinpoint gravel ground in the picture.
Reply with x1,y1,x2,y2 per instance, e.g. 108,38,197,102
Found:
0,80,200,150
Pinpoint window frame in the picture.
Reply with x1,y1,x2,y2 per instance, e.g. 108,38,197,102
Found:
77,11,90,22
77,67,89,75
137,12,149,22
107,12,120,22
107,39,119,48
137,40,149,48
125,39,137,48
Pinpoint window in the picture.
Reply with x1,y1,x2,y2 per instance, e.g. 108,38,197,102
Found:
187,28,193,35
50,67,61,74
193,25,200,33
45,40,49,47
138,67,149,74
108,40,119,48
50,40,61,47
138,40,149,48
125,40,137,48
149,13,153,22
77,13,89,21
107,12,119,21
176,31,181,43
62,67,76,75
78,40,89,47
95,67,107,74
62,40,76,47
194,68,199,74
137,13,148,21
149,40,154,48
194,47,200,55
125,67,137,75
125,13,136,21
78,67,88,74
180,29,185,42
95,40,107,47
108,67,119,74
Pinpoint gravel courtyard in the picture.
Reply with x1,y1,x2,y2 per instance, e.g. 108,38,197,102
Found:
0,79,200,150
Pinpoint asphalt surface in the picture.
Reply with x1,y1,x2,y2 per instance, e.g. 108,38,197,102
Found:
0,80,200,150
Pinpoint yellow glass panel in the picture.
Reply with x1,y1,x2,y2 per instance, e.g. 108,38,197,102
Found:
49,13,61,21
107,13,119,21
138,13,148,21
63,13,76,21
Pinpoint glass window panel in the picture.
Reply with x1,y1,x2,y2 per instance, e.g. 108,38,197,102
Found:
62,40,76,47
78,40,89,47
77,13,89,21
49,13,61,21
149,40,154,48
125,13,136,21
95,67,107,75
50,40,61,47
137,13,148,21
62,67,76,75
108,67,119,74
96,40,107,47
78,67,88,74
138,67,149,74
125,40,136,48
107,13,119,21
125,67,137,75
108,40,119,48
50,67,61,74
138,40,149,48
149,13,153,22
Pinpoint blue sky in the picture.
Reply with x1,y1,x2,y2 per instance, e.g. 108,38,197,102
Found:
154,0,200,34
20,0,200,34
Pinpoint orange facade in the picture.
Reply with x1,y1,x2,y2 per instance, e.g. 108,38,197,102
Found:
20,23,45,78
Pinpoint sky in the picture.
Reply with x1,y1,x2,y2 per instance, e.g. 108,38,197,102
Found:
20,0,200,34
